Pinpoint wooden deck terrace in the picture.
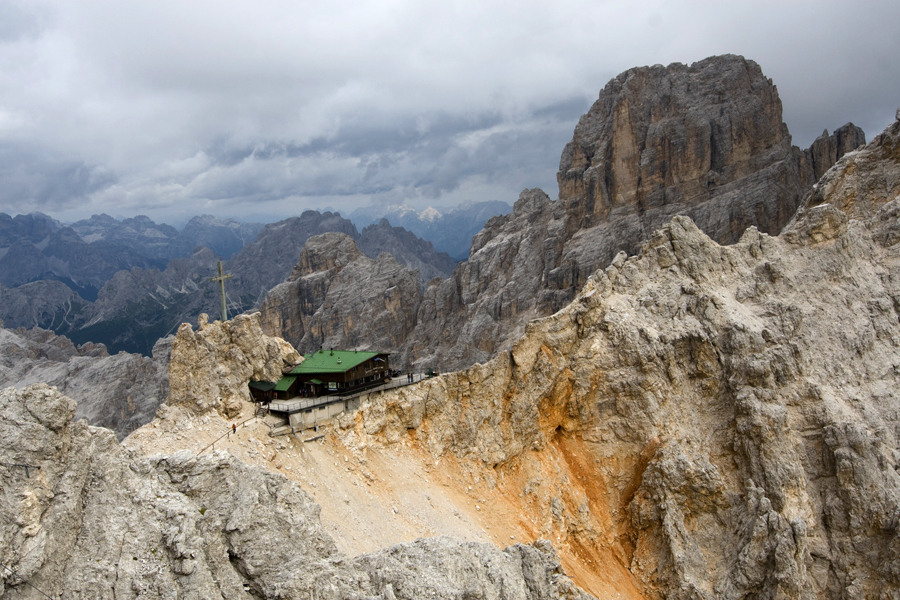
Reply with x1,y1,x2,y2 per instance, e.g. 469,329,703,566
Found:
266,372,428,415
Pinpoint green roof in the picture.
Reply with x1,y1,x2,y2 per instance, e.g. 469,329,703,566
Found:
249,381,277,391
274,376,297,391
290,349,387,375
309,378,323,385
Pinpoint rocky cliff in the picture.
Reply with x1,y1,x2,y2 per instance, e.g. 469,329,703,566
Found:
805,123,867,183
790,108,900,222
162,311,301,420
225,211,360,307
556,55,864,249
258,232,422,354
415,55,865,370
332,110,900,598
0,325,169,439
0,307,303,441
1,383,592,599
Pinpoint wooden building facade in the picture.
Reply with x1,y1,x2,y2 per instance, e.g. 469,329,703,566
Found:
290,349,390,396
249,349,390,401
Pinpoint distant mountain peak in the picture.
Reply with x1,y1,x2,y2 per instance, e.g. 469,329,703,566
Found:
348,200,512,259
419,207,442,222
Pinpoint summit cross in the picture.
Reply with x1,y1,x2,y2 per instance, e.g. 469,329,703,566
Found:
210,261,233,322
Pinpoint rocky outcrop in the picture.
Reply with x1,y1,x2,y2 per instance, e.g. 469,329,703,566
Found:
337,113,900,597
358,218,457,285
258,232,422,354
161,312,301,420
805,123,867,182
549,55,863,299
0,383,592,600
0,326,169,438
561,56,818,243
791,114,899,223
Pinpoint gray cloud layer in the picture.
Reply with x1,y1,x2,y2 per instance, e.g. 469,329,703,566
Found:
0,0,897,223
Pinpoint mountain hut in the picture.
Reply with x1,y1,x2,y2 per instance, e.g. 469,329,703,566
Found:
290,349,390,397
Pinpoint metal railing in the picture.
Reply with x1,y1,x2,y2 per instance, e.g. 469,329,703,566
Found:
267,372,429,414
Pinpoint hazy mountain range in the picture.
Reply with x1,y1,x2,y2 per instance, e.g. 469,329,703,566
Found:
348,200,512,260
0,204,507,355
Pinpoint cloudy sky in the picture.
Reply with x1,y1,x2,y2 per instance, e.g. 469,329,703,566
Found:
0,0,897,225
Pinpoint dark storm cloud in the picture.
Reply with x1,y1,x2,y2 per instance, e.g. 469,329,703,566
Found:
194,105,577,203
0,143,115,213
220,111,505,164
0,1,897,222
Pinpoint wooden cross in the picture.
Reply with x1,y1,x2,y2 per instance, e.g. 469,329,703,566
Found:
210,261,233,321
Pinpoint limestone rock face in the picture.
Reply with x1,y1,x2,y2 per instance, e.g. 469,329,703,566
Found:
555,55,863,279
408,188,569,368
0,384,592,600
792,111,900,223
288,230,363,278
805,123,867,182
352,537,591,600
162,312,301,419
559,56,795,236
258,232,422,355
338,118,900,598
0,326,168,439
